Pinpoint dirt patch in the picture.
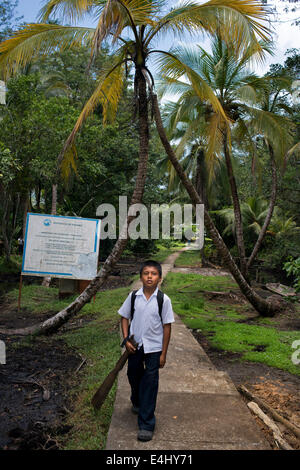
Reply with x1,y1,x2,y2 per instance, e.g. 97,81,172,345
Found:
0,336,80,450
184,282,300,331
192,330,300,450
98,262,139,291
0,274,40,301
236,297,300,331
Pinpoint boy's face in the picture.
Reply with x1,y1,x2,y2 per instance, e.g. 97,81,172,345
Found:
140,266,161,288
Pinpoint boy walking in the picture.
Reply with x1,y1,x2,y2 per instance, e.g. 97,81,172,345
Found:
118,260,175,442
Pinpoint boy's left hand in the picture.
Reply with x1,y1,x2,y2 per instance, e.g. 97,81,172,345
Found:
159,354,166,368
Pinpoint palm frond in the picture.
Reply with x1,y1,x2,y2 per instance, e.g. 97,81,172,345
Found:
175,118,199,159
243,105,295,161
92,0,160,55
235,83,258,103
59,55,126,164
60,143,78,182
232,118,259,177
155,49,227,121
286,141,300,159
0,23,95,79
205,112,223,184
39,0,96,23
145,0,271,54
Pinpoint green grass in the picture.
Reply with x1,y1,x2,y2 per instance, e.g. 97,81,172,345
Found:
163,272,246,322
59,286,132,449
174,250,202,267
163,272,300,376
164,271,238,293
7,283,129,320
150,242,184,263
7,285,68,314
0,255,22,274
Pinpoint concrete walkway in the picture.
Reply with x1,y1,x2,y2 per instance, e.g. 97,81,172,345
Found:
105,250,270,450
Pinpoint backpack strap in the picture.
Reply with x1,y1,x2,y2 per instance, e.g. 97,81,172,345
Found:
157,289,164,321
130,290,138,321
130,289,164,322
121,290,138,347
121,289,165,347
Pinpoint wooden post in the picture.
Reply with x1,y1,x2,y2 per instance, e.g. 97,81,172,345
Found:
18,275,23,312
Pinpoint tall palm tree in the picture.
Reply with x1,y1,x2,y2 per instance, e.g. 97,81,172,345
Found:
217,195,279,239
240,72,295,269
153,92,281,316
0,0,274,334
158,36,294,280
157,98,232,209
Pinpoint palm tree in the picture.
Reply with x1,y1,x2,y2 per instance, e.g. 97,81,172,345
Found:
157,98,233,209
0,0,274,334
153,92,282,316
158,36,294,280
240,71,295,269
216,196,279,240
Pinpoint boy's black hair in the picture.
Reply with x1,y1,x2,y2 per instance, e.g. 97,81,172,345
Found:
139,260,162,278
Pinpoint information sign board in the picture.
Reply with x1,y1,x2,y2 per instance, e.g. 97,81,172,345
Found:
22,213,100,280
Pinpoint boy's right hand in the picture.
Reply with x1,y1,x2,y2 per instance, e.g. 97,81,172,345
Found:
125,340,137,354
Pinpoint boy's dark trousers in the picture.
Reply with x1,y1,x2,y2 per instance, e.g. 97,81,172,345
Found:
127,345,161,432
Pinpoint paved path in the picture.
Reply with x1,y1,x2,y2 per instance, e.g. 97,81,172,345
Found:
105,249,270,450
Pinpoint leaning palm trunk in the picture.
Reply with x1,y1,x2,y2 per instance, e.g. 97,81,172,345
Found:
247,144,277,269
223,129,248,280
195,149,208,265
152,94,280,317
0,73,150,336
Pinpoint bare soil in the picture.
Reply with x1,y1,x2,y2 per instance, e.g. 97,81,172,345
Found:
0,336,79,450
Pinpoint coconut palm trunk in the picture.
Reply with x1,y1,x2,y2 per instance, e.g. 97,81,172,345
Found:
0,73,150,336
0,0,276,333
223,128,248,280
247,144,277,269
152,93,280,317
195,148,209,264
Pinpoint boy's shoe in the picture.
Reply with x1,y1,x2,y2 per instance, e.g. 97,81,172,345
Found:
131,405,139,414
137,429,153,441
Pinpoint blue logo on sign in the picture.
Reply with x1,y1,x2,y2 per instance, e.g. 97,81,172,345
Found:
44,219,51,226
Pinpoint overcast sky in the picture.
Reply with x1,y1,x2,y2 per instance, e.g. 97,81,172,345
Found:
17,0,300,76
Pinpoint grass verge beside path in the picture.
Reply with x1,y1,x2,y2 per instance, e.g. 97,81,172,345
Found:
6,284,131,449
174,249,202,267
163,272,300,377
59,286,132,450
150,242,185,263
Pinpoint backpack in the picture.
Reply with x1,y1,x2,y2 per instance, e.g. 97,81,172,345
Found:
130,289,164,322
122,289,164,347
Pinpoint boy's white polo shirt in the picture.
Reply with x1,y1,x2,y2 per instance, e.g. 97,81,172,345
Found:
118,286,175,354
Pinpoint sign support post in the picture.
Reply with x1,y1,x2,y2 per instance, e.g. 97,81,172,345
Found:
18,274,23,312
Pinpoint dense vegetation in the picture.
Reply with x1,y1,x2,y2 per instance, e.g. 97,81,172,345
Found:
0,0,299,312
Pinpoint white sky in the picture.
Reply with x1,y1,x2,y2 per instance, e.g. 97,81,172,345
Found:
17,0,300,76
